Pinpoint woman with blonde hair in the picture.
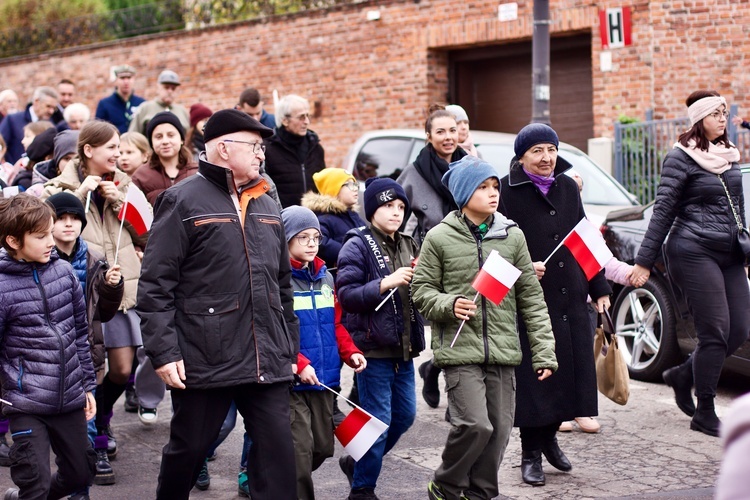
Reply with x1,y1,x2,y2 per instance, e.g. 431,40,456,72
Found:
42,120,149,485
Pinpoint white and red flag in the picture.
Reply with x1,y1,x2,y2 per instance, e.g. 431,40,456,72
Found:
471,249,522,306
562,218,613,280
117,184,152,236
334,407,388,461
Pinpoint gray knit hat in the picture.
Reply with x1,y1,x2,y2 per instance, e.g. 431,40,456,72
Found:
281,205,321,243
446,104,469,123
441,155,499,209
53,130,79,171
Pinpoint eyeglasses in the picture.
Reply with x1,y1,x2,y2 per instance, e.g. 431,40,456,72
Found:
222,139,266,154
709,110,729,121
287,113,311,121
295,234,321,245
343,181,359,191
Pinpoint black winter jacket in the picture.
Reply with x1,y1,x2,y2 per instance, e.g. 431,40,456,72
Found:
636,148,745,268
264,128,326,208
0,250,97,415
136,155,300,389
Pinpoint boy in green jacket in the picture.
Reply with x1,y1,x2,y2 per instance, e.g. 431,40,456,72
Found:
412,155,558,500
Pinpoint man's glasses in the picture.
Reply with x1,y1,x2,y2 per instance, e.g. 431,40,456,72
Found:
287,113,311,121
295,234,321,245
709,110,729,121
222,139,266,154
343,181,359,191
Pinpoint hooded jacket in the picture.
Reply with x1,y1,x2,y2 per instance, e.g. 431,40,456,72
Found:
136,154,300,388
0,249,97,415
413,212,557,370
301,191,366,270
41,159,148,310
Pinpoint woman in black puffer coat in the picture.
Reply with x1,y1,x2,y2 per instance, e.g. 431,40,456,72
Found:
630,90,750,438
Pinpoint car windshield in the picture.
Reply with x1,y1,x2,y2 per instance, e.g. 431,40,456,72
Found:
476,143,636,206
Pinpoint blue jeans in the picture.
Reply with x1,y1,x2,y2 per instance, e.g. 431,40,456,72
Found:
352,358,416,490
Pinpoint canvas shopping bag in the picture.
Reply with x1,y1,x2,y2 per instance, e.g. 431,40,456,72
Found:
593,309,630,405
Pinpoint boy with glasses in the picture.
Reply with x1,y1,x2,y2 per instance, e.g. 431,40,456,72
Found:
281,205,366,500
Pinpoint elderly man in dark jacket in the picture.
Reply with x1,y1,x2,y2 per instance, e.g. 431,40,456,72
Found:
264,94,326,207
137,109,300,500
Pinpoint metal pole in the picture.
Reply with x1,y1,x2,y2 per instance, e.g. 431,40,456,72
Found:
531,0,551,125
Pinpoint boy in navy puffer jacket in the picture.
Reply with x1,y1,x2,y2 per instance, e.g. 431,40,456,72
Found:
335,178,425,500
281,205,366,500
0,194,97,499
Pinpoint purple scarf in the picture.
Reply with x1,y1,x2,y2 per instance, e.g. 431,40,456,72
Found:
523,167,555,196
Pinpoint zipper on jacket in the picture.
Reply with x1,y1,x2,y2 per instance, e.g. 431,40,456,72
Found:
474,240,490,365
33,266,66,412
301,163,307,193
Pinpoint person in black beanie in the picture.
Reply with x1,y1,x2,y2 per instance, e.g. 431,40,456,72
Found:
136,108,299,500
13,127,57,190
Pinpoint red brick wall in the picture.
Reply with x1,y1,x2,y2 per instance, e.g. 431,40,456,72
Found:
1,0,749,165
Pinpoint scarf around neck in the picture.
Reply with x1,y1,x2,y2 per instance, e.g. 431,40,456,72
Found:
674,140,740,174
413,144,467,216
523,167,555,196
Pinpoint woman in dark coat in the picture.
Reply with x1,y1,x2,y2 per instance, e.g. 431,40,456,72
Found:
499,123,611,486
630,90,750,438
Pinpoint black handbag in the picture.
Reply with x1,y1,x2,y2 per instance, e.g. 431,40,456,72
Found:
718,174,750,259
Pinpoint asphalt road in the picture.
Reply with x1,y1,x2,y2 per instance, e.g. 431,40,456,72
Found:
1,328,746,499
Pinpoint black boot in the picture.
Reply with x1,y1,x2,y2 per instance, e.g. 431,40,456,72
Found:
521,450,545,486
0,435,10,467
97,425,117,459
93,448,116,485
662,360,695,417
332,396,346,427
541,436,572,471
690,397,721,437
418,360,441,408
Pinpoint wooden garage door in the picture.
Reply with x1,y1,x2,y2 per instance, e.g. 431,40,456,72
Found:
450,34,593,152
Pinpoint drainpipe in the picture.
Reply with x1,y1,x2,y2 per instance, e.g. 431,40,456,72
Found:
531,0,551,125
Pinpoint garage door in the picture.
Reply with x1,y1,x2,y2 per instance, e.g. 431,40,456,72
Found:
450,34,593,152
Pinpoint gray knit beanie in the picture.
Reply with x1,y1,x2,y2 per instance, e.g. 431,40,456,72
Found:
441,155,499,209
281,205,321,243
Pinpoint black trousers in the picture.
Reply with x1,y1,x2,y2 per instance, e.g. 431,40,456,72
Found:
666,235,750,398
156,382,296,500
519,423,559,451
8,410,95,500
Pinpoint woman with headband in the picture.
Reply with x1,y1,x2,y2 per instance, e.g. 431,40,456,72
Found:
629,90,750,437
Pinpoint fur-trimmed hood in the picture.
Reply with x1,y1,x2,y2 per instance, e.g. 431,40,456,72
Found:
302,191,355,215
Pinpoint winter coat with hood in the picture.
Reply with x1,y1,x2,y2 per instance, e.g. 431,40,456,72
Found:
291,256,361,392
26,129,79,198
41,158,149,311
301,191,366,270
136,154,300,388
336,225,425,360
264,126,326,208
412,211,557,371
0,249,97,415
499,157,611,428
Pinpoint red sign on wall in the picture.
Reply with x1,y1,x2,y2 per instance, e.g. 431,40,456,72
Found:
599,7,632,49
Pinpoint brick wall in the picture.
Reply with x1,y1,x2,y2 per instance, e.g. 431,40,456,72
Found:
1,0,749,165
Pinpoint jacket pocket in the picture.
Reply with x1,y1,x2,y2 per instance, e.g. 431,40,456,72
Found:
9,439,39,488
443,368,467,419
179,293,240,365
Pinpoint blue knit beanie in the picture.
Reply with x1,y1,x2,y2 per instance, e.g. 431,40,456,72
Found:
363,177,410,222
281,205,320,243
441,156,499,210
513,123,559,158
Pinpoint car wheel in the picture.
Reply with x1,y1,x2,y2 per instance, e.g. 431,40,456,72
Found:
611,277,681,382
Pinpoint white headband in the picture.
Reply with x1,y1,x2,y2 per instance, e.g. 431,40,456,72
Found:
688,96,726,126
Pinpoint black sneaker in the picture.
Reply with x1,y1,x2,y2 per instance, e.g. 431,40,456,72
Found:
123,385,138,413
339,455,354,487
195,460,210,490
3,488,19,500
0,435,10,467
348,488,379,500
96,426,117,460
427,481,447,500
93,449,116,485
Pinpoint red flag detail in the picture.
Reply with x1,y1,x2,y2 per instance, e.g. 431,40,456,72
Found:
562,219,613,280
334,407,388,461
470,249,521,306
117,184,153,236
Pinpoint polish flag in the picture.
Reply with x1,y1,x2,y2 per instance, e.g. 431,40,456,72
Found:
334,407,388,461
471,249,522,305
562,218,613,280
117,184,153,236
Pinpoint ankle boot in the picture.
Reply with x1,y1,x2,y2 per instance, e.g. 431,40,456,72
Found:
662,361,695,417
521,450,545,486
690,397,720,437
418,360,441,408
541,437,572,472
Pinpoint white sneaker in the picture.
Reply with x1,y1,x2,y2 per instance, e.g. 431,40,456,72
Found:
138,406,158,425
